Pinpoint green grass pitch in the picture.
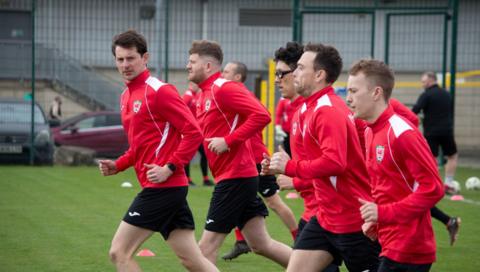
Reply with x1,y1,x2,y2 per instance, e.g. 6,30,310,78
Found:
0,165,479,271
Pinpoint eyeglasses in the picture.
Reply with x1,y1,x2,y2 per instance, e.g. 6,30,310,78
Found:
275,70,293,79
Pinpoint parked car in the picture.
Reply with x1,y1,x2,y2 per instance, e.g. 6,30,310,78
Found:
51,111,128,158
0,98,54,164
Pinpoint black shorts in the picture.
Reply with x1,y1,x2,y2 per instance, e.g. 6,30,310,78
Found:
283,133,292,157
204,176,269,233
425,134,457,157
256,164,279,197
296,218,308,240
378,257,432,272
297,219,341,272
294,216,380,272
123,186,194,240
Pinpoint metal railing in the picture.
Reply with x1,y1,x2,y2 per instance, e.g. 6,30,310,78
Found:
0,40,122,110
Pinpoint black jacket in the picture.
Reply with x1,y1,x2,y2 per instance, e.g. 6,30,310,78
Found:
412,84,453,136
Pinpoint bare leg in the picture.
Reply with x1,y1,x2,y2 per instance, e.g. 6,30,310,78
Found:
166,229,219,271
445,153,458,182
198,230,228,265
109,221,154,272
241,216,292,267
287,249,334,272
264,193,297,233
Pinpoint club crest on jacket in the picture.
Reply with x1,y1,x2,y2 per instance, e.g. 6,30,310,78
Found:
133,100,142,113
205,99,211,111
376,145,385,162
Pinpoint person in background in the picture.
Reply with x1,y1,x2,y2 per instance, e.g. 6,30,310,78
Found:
220,61,298,261
275,98,290,154
413,72,459,196
49,96,62,121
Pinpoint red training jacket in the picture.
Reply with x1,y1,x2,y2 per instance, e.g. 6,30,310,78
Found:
275,96,303,133
365,105,444,264
390,98,419,127
285,86,373,234
182,89,198,117
290,102,316,222
244,89,271,163
196,72,271,183
115,69,202,188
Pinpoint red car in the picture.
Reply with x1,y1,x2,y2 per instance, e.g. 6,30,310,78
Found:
52,111,128,158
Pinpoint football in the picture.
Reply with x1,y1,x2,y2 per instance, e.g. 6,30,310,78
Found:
451,180,461,193
465,176,480,190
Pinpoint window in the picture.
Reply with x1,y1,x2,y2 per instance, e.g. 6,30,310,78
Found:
239,9,291,27
76,117,95,129
105,114,122,126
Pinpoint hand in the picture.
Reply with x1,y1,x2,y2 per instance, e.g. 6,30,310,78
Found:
359,198,378,223
260,153,273,176
206,137,229,155
277,174,294,190
269,145,291,174
98,160,118,176
361,221,378,241
275,125,287,142
144,163,173,183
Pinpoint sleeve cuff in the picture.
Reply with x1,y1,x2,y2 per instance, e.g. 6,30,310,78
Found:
292,177,302,192
115,157,131,172
285,160,297,177
377,204,395,224
224,135,235,148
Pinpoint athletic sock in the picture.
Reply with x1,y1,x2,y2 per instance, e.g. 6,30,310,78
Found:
234,228,245,242
445,175,454,186
430,206,450,225
291,229,298,241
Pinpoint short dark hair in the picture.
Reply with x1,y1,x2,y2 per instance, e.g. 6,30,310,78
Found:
189,40,223,64
230,61,248,82
423,71,437,81
303,43,342,84
111,30,147,57
274,42,304,70
349,59,395,101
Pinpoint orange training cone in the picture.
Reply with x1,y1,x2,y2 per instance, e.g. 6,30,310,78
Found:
137,249,155,257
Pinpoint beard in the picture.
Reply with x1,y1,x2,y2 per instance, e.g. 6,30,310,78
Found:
294,83,307,97
188,70,207,84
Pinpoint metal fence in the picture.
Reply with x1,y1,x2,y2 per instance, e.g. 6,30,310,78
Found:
0,0,479,158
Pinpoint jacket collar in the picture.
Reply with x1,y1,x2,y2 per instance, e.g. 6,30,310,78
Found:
126,69,150,90
367,104,395,133
305,85,335,108
198,72,221,91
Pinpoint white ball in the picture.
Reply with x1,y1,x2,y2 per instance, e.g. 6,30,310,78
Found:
465,176,480,190
121,181,133,188
451,180,461,193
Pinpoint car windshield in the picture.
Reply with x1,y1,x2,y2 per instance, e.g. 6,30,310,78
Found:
0,102,46,124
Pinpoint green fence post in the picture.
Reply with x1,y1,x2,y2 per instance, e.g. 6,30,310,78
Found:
384,13,390,64
449,0,459,120
164,0,169,81
30,0,36,165
292,0,300,42
442,13,448,88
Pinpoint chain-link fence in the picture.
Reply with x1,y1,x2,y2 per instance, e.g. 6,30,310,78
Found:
0,0,479,160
